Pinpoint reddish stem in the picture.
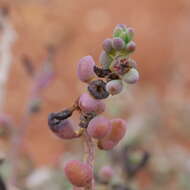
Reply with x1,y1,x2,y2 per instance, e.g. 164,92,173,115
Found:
83,130,95,190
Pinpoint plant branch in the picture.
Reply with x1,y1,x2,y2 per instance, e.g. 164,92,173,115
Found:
83,130,95,190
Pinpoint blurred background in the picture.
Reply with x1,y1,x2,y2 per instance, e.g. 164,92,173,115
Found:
0,0,190,189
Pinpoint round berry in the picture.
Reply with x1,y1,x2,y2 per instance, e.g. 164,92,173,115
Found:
112,37,125,51
122,68,139,84
87,116,111,139
126,41,136,52
108,119,127,142
99,51,112,69
98,118,127,150
103,38,113,53
77,56,95,83
99,166,114,183
79,93,105,114
64,160,93,187
106,80,123,95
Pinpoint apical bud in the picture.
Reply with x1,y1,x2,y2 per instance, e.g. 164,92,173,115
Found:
113,28,122,38
79,93,105,114
122,68,139,84
64,160,93,187
116,24,127,30
103,38,113,53
87,116,111,139
106,80,123,95
77,56,95,83
120,32,130,44
113,24,127,38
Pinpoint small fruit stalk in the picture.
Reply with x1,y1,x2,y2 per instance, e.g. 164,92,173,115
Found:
48,24,139,189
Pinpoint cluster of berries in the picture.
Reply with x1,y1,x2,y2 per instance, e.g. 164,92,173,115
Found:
48,24,139,189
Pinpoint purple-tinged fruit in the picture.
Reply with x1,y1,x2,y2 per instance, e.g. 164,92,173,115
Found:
77,56,95,83
108,119,127,142
79,93,105,114
64,160,93,187
48,119,78,139
126,41,136,52
87,116,111,139
99,51,112,69
122,68,139,84
112,37,125,51
103,38,113,53
106,80,123,95
98,119,127,150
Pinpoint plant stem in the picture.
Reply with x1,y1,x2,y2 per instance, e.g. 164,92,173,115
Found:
83,130,95,190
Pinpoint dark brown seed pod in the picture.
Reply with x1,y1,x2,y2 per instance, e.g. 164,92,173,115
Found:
48,109,73,129
88,80,109,99
49,119,78,139
93,66,111,78
111,57,131,75
79,112,97,128
54,109,73,120
48,112,60,128
106,73,120,82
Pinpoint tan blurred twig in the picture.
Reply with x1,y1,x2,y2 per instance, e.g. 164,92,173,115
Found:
9,47,55,188
0,8,16,113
